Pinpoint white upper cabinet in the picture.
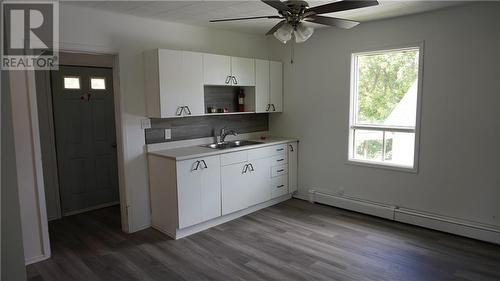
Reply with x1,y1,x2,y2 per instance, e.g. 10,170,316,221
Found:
203,54,231,86
255,59,270,113
255,60,283,113
144,49,204,118
231,57,255,86
203,54,255,86
270,61,283,112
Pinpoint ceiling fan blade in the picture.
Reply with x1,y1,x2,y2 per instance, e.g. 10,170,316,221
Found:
261,0,291,12
308,0,379,15
266,20,287,35
305,15,359,29
210,15,282,22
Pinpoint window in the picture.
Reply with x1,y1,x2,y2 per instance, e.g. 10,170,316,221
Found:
90,77,106,90
348,46,422,170
63,76,80,89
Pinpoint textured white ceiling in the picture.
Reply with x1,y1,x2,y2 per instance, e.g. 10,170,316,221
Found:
64,1,465,34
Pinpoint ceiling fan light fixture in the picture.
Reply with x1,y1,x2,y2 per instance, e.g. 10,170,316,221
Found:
294,24,314,43
273,23,293,43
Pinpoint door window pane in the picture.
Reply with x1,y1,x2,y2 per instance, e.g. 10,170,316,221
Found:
90,77,106,90
64,77,80,89
353,130,383,161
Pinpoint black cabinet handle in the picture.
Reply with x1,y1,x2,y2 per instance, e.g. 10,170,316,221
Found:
176,106,184,116
277,159,284,162
271,104,276,111
289,144,294,152
243,164,248,173
193,161,200,171
232,76,238,85
249,163,255,171
225,75,231,84
277,185,284,188
266,104,270,112
277,169,284,173
277,148,284,152
184,106,192,115
201,160,207,168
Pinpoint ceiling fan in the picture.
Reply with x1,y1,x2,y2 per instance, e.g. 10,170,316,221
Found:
210,0,379,43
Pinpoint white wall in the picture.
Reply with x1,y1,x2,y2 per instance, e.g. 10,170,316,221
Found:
58,4,276,232
269,3,500,228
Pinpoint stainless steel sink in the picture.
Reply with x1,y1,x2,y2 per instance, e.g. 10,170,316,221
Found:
201,140,263,150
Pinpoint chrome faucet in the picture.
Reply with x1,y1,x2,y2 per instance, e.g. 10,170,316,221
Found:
218,127,238,143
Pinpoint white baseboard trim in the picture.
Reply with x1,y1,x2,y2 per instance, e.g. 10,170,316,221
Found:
25,253,50,265
153,194,292,239
306,190,500,245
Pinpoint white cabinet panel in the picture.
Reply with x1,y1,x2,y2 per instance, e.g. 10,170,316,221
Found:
288,142,298,193
255,59,270,113
203,54,231,85
247,158,271,206
177,155,221,228
182,51,204,116
158,49,184,117
145,49,204,118
231,57,255,86
271,175,288,199
270,61,283,112
221,162,250,215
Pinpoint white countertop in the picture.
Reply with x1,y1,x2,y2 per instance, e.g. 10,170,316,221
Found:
148,137,298,161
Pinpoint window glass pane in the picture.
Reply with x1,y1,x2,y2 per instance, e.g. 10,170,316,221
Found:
64,77,80,89
384,132,415,167
356,49,419,127
91,77,106,90
353,130,383,161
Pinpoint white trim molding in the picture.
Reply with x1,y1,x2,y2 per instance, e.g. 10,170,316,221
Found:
305,190,500,245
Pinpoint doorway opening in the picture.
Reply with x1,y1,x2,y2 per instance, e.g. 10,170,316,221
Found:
35,52,125,229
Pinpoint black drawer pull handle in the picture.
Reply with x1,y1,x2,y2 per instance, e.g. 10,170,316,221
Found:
277,185,284,188
276,148,284,151
277,169,284,173
201,160,208,168
193,161,200,171
277,159,284,162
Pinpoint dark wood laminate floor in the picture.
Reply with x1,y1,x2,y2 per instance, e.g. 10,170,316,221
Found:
27,199,500,281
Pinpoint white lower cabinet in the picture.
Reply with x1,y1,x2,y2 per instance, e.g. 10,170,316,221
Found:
177,155,221,228
148,141,298,239
221,161,250,215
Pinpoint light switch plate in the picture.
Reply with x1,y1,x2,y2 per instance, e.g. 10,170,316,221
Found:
141,119,151,129
164,129,171,140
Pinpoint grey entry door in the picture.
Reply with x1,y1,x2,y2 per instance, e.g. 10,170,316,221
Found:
51,66,119,215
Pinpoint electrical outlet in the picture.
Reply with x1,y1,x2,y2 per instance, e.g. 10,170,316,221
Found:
140,119,151,129
164,129,171,140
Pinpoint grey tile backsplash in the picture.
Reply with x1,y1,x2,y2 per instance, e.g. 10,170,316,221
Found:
145,113,269,144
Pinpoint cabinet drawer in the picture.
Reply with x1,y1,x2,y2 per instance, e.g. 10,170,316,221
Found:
271,175,288,198
271,164,288,177
248,144,286,160
270,154,287,166
221,151,248,166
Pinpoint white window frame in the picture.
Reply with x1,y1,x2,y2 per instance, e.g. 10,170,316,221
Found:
347,43,424,173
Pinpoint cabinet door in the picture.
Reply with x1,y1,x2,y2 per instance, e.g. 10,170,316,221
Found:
247,157,272,206
199,155,221,221
177,155,221,228
255,59,270,113
203,54,231,85
288,142,298,193
231,57,255,86
221,162,249,215
182,51,204,116
270,61,283,112
158,49,185,117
